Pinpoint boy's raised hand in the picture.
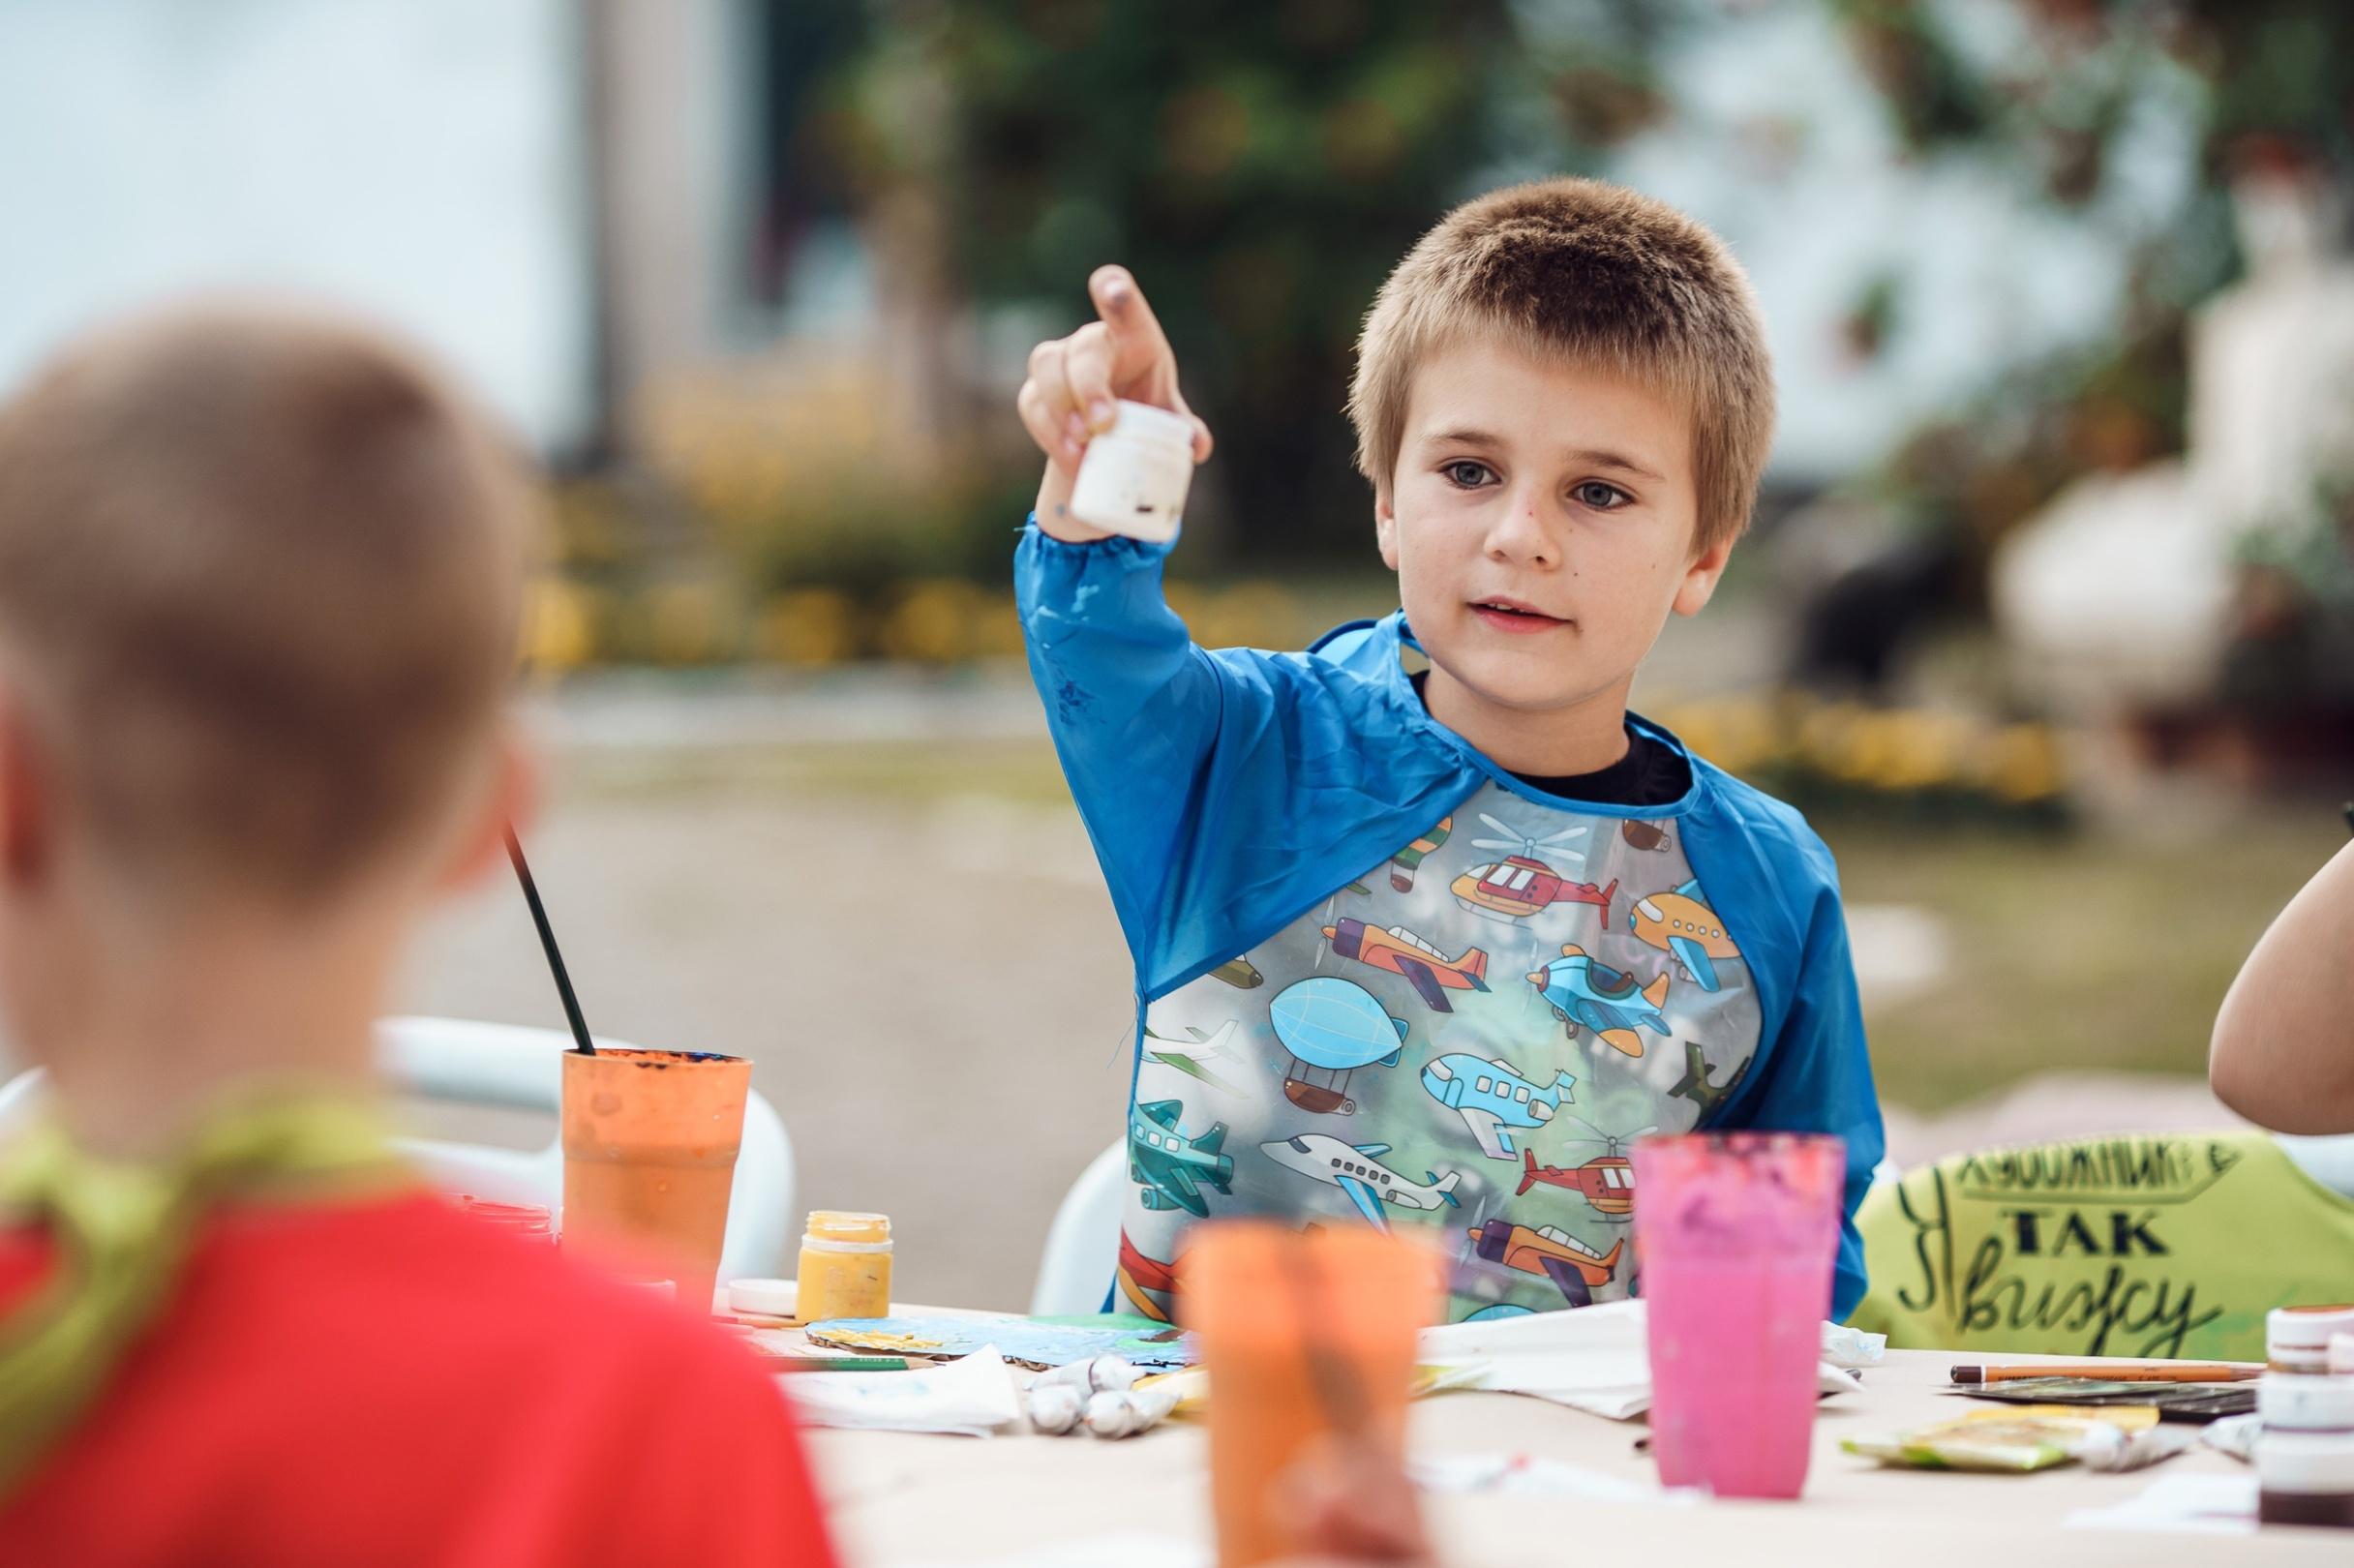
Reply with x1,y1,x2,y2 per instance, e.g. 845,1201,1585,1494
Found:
1021,266,1213,540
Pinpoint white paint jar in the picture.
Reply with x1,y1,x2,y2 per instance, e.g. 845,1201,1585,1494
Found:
1070,400,1193,543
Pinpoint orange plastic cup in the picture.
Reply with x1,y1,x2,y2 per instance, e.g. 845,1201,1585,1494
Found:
560,1048,750,1310
1184,1222,1441,1568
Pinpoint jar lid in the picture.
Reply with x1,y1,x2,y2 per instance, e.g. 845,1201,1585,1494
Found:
2261,1373,2354,1430
728,1278,800,1318
1106,400,1197,449
2270,1304,2354,1353
805,1210,891,1245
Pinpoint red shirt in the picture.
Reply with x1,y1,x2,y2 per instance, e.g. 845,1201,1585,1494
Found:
0,1192,840,1568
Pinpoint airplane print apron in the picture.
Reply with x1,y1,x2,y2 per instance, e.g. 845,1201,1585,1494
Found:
1116,779,1765,1323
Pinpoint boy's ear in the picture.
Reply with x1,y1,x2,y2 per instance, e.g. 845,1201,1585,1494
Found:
0,700,49,889
438,724,540,895
1374,488,1401,571
1672,536,1734,618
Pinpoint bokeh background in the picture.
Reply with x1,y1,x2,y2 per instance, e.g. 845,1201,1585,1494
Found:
4,0,2352,1306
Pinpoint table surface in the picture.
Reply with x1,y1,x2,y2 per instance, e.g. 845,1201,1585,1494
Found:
794,1329,2348,1566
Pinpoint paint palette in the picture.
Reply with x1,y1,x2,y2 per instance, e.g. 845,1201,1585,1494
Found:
802,1312,1193,1371
1956,1378,2254,1422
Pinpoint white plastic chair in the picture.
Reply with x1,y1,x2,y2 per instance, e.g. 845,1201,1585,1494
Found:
1031,1137,1129,1316
0,1017,796,1287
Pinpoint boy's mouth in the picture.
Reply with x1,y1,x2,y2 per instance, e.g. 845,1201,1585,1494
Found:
1468,596,1568,634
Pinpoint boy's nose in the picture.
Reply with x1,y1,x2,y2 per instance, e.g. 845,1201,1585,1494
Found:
1483,492,1559,567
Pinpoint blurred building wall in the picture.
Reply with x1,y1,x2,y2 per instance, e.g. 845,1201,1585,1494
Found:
0,0,596,454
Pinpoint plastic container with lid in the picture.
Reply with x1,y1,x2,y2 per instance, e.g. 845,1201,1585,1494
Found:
1069,400,1194,543
2258,1307,2354,1527
2259,1431,2354,1528
454,1196,557,1246
2260,1372,2354,1433
2269,1305,2354,1374
796,1211,892,1324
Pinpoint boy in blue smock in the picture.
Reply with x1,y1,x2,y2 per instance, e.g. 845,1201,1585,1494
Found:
1013,178,1884,1324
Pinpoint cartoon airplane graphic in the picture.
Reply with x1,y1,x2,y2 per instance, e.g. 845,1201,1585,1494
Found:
1210,956,1265,990
1117,1231,1179,1323
1129,1100,1234,1219
1671,1041,1750,1119
1468,1218,1625,1308
1261,1133,1464,1230
1629,879,1740,993
1526,944,1672,1058
1390,816,1453,893
1321,919,1491,1012
1420,1052,1575,1160
1144,1020,1246,1097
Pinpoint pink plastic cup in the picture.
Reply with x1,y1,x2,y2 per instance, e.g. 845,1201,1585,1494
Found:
1632,1131,1845,1499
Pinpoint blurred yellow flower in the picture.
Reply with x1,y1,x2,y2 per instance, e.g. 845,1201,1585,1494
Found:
879,580,986,663
522,578,600,673
1978,723,2067,803
759,589,858,666
642,580,738,666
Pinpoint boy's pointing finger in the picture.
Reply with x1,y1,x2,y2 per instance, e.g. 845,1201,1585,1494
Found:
1089,265,1172,362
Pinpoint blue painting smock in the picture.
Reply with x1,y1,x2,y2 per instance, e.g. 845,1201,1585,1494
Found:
1016,522,1885,1322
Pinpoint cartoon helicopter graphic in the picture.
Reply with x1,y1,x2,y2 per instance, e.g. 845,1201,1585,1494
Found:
1515,1113,1658,1221
1450,814,1617,926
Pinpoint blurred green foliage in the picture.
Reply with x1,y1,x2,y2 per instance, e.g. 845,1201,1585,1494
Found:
588,0,2354,677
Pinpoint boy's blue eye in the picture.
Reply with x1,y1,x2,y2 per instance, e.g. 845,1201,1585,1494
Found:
1574,481,1630,510
1442,461,1494,489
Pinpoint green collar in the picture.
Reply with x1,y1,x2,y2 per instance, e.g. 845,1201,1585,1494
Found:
0,1093,411,1498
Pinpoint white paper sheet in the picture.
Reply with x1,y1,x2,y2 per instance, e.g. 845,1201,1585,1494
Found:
1418,1300,1861,1421
2064,1474,2258,1535
779,1345,1023,1437
1410,1451,1698,1503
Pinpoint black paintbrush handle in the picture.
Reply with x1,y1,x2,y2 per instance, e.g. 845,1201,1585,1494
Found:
503,826,596,1055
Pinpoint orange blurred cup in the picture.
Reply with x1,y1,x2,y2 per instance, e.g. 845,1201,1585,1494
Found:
560,1048,750,1310
1184,1222,1441,1568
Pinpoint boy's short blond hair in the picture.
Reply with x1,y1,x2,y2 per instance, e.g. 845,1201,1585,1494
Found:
1348,177,1775,556
0,305,535,906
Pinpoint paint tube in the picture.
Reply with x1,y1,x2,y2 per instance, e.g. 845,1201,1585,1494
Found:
1033,1355,1143,1398
1026,1382,1086,1435
1083,1383,1181,1438
1844,1411,2180,1473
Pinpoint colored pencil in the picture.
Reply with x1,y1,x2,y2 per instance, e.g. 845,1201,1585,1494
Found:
1950,1363,2261,1385
770,1356,910,1372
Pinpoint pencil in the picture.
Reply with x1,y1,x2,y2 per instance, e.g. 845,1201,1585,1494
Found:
770,1356,911,1372
1950,1363,2262,1384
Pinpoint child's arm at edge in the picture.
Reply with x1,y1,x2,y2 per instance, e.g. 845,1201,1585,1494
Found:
2211,838,2354,1134
1015,267,1237,981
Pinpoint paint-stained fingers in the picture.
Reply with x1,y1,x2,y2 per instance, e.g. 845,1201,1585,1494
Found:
1015,379,1082,473
1064,321,1118,435
1021,337,1086,469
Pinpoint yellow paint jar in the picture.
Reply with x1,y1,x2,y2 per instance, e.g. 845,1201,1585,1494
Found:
796,1210,892,1323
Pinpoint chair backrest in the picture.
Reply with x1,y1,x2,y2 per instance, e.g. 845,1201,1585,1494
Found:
0,1018,797,1288
1031,1137,1130,1317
